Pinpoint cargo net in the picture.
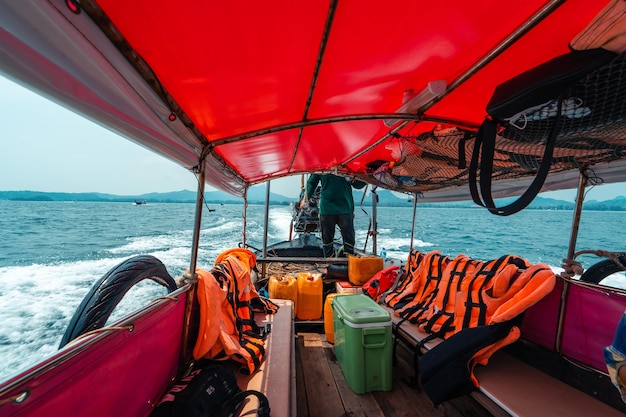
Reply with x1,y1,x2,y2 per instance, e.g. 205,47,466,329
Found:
365,54,626,193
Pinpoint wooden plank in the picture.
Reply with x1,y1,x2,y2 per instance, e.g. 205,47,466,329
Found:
296,333,345,416
296,330,496,417
295,335,309,417
392,340,495,417
322,340,385,417
384,343,447,417
445,392,504,417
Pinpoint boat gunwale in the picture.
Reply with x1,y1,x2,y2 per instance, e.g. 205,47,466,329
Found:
0,285,189,398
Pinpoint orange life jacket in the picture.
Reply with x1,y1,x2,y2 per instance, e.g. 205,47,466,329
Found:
384,250,450,311
214,247,257,270
486,263,556,325
422,255,482,335
193,249,278,375
212,256,259,336
448,254,530,337
192,268,222,361
389,250,556,405
397,252,535,340
393,251,455,326
214,247,279,315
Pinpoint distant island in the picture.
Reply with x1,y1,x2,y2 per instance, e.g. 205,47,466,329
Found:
0,188,625,210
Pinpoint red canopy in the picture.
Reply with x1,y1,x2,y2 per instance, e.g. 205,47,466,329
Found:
1,0,624,200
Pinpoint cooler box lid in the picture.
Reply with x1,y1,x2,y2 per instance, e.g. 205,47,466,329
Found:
332,294,391,326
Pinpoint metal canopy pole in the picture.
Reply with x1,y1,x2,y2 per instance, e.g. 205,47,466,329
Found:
263,181,271,258
566,168,589,260
410,193,419,253
371,190,378,255
180,162,206,372
556,167,588,353
259,182,271,279
188,168,205,275
242,187,248,247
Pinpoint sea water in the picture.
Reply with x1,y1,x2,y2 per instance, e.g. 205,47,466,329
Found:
0,200,625,382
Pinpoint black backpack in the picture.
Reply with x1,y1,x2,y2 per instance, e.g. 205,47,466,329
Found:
151,361,270,417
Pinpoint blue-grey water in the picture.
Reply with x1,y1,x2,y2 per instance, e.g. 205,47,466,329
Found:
0,200,624,383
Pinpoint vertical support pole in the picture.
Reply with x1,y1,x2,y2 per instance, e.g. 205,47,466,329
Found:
556,167,588,353
263,181,271,258
566,170,588,260
180,162,205,372
242,187,248,248
261,182,271,279
371,189,378,256
188,167,205,275
290,175,305,242
410,193,419,253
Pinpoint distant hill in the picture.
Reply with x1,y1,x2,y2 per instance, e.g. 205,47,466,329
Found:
0,190,127,202
0,187,296,205
487,195,626,211
0,189,624,210
584,196,626,211
0,188,415,206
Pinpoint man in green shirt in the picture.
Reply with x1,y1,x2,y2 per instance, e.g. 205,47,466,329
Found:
306,173,366,257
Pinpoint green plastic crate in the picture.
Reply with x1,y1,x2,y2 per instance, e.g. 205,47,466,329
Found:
331,294,393,394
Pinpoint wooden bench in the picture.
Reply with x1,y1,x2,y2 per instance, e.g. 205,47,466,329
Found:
158,297,295,417
235,299,296,417
384,305,625,417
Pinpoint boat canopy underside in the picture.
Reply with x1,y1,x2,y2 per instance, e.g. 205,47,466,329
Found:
1,0,625,202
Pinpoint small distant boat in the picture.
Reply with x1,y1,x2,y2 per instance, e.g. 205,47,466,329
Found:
133,200,147,205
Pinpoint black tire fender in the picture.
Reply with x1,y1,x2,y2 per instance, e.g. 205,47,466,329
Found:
579,254,626,284
59,255,177,348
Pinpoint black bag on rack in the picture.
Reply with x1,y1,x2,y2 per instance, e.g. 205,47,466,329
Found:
469,48,617,216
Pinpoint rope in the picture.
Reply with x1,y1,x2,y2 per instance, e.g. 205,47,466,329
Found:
560,249,626,278
67,325,135,345
183,271,198,285
149,294,180,304
560,258,583,278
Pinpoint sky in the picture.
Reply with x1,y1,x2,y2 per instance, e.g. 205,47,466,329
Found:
1,75,624,201
0,75,302,198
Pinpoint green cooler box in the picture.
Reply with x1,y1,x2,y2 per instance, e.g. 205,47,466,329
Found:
331,294,392,394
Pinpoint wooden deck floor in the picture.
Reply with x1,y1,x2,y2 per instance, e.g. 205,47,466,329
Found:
295,331,503,417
